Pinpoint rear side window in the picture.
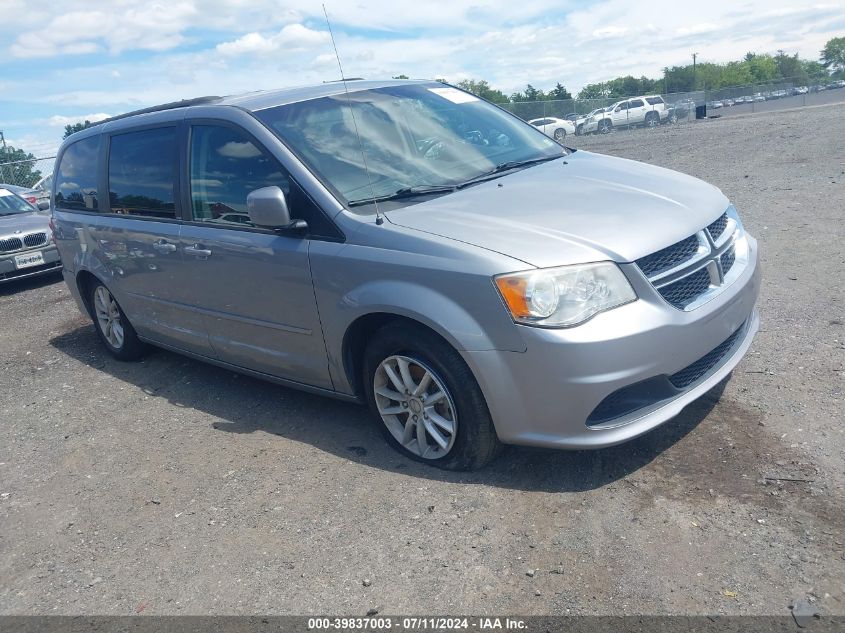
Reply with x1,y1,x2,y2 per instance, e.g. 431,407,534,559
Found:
108,127,177,219
646,96,665,105
629,99,644,108
55,136,99,211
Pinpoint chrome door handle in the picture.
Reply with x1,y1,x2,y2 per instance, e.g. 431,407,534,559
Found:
184,244,212,258
153,240,176,253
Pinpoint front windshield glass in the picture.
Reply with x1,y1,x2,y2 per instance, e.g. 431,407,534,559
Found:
0,189,36,216
255,83,563,208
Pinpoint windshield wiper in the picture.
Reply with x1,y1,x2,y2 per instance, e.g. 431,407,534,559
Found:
347,184,457,207
457,155,565,188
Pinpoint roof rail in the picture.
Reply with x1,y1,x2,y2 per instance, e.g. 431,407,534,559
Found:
322,78,365,83
90,96,223,127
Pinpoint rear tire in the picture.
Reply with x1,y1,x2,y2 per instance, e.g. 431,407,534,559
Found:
645,112,659,127
363,322,502,470
553,128,566,142
88,281,146,361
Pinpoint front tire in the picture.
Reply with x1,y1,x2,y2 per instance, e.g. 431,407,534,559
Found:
363,322,502,470
89,282,146,361
598,119,612,134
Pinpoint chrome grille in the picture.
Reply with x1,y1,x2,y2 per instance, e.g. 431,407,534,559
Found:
635,234,700,277
670,323,746,388
657,267,711,309
707,212,729,242
0,237,23,253
23,232,47,247
635,210,744,311
721,246,736,275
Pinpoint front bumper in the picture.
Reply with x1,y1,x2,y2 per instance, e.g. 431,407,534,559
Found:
463,235,761,449
0,245,62,283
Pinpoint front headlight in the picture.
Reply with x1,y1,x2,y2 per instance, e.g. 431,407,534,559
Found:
494,262,637,328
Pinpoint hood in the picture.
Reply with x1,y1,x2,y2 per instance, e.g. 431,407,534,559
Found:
386,151,729,268
0,211,51,236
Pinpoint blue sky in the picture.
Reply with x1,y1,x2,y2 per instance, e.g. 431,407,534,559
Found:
1,0,843,158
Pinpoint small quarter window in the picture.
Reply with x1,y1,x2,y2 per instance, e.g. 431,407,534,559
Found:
55,136,99,211
108,127,177,219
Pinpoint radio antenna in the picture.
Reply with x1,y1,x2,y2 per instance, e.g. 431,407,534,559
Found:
322,4,383,225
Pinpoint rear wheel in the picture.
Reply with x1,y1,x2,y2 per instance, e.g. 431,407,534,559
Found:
553,128,566,141
363,322,502,470
645,112,659,127
89,282,146,360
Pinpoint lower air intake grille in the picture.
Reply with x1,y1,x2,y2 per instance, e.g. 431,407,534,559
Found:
669,324,746,389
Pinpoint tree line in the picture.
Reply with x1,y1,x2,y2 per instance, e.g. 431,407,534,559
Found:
456,36,845,103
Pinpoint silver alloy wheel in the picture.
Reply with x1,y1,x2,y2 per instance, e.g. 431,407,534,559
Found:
554,128,566,141
374,355,457,460
93,285,124,349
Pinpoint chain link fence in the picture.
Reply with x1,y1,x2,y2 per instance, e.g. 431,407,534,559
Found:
497,77,845,135
0,155,55,189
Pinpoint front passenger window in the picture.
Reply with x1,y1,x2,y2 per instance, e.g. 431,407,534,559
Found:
189,125,291,226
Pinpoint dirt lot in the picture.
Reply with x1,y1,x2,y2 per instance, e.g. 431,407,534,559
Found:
1,104,843,617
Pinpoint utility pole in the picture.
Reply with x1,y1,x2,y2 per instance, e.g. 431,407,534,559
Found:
0,130,9,183
692,52,698,90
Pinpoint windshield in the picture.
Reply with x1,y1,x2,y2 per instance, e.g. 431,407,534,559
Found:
255,83,563,209
0,189,36,216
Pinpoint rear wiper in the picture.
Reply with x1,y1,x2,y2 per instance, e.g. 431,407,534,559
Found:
457,155,565,188
347,184,457,207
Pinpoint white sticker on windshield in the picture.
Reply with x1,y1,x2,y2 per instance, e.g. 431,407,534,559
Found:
428,87,479,104
0,189,13,197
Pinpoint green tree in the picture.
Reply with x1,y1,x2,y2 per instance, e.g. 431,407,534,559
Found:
392,74,409,79
63,120,92,139
821,36,845,75
454,79,508,103
548,82,572,100
0,146,42,187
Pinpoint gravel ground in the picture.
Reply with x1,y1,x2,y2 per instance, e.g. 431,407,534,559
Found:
1,103,843,617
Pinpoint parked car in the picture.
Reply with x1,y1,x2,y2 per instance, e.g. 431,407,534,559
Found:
0,187,61,282
575,107,610,135
595,95,668,133
52,80,760,470
666,98,696,123
0,182,51,210
527,117,575,142
752,93,766,102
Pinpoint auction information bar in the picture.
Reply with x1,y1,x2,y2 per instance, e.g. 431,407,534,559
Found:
2,616,843,632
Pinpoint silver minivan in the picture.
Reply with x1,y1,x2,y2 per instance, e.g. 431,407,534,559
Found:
53,80,760,470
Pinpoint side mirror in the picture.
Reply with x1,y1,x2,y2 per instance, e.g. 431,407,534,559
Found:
246,186,307,232
37,201,50,211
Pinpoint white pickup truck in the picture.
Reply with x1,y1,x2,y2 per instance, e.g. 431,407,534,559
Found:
595,95,668,133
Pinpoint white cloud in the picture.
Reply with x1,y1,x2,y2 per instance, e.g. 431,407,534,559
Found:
45,113,112,127
216,23,330,56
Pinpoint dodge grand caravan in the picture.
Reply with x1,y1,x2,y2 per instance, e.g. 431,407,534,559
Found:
52,80,760,470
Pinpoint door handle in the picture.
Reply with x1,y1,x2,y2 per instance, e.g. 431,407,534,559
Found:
153,240,177,254
184,244,212,258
